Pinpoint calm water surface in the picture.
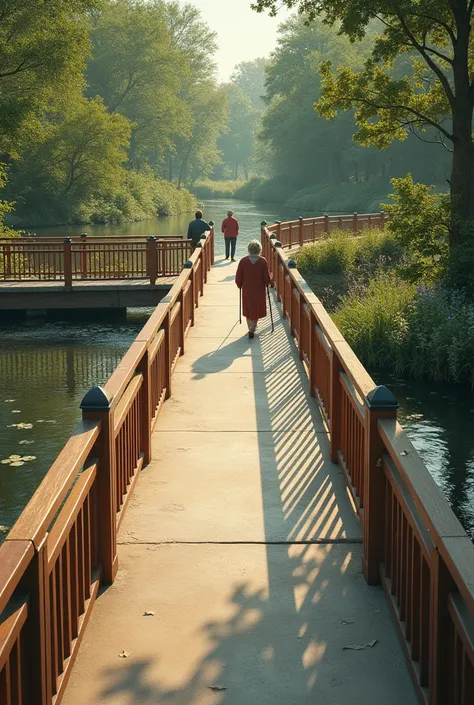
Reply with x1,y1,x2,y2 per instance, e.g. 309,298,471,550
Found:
2,199,474,540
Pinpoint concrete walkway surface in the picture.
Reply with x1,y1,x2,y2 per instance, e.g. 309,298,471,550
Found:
63,257,418,705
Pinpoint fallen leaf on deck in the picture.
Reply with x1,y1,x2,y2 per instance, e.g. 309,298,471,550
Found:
343,640,377,651
143,611,155,616
118,650,129,658
207,686,227,692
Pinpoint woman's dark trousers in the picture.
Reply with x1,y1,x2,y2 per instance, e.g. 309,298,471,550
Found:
225,237,237,259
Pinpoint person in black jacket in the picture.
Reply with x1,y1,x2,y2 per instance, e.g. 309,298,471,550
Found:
187,210,210,249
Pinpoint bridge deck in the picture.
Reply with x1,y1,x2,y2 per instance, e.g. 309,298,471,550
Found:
63,259,417,704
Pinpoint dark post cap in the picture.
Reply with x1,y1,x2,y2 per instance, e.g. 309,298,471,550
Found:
276,220,281,224
353,212,358,216
183,260,193,269
80,385,113,411
288,259,297,268
147,236,156,241
64,237,72,243
209,220,214,226
261,220,267,227
274,241,282,248
200,234,207,240
270,233,277,240
80,232,88,237
195,241,202,248
299,215,303,220
366,385,399,410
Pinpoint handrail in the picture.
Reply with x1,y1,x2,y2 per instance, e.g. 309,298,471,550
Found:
0,236,193,284
0,226,214,705
261,218,474,705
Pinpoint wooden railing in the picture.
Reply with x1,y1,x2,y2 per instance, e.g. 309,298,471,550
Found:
0,229,214,705
0,236,194,285
262,218,474,705
272,211,388,249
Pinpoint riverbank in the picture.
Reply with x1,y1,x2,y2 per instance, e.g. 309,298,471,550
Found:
7,173,197,229
193,177,393,214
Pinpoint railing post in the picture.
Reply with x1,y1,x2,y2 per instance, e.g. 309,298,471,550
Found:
353,213,358,234
138,350,152,465
288,222,292,248
329,349,343,463
324,213,329,234
4,242,11,278
80,232,88,279
163,310,172,399
429,548,454,705
209,221,215,265
379,211,385,229
178,288,185,356
64,237,72,288
312,219,316,242
200,234,208,281
184,260,195,327
274,241,282,301
362,386,398,585
15,537,52,705
80,386,118,584
299,216,304,247
146,236,157,286
276,220,281,243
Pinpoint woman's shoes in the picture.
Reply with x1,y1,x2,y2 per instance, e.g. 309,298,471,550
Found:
248,331,254,339
231,257,236,262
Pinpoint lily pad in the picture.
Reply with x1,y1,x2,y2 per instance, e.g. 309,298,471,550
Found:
4,399,15,403
0,525,9,532
9,455,22,460
11,410,21,414
19,440,35,445
10,461,25,467
1,459,12,465
22,455,36,461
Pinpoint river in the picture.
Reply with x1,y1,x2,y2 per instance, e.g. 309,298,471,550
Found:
1,198,473,541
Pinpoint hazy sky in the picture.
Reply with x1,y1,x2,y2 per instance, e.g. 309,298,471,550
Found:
182,0,291,81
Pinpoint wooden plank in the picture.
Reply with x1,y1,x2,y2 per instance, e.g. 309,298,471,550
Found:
0,542,34,615
113,375,144,437
0,600,28,671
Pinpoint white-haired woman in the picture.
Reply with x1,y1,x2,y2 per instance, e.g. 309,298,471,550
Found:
221,209,239,261
235,240,272,338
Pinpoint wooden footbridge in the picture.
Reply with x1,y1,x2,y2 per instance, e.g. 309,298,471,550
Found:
0,234,196,311
1,217,473,705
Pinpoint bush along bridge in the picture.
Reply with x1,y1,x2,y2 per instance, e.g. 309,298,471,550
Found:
0,217,473,705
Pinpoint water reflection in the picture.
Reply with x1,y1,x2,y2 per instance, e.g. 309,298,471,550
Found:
0,311,149,539
374,371,474,538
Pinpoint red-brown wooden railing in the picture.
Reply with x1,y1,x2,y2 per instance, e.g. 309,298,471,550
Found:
0,229,213,705
261,218,474,705
0,237,194,285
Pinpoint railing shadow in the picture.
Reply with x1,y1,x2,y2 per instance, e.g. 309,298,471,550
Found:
94,295,403,704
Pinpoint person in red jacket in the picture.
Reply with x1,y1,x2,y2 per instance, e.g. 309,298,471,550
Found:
221,209,239,261
235,240,272,338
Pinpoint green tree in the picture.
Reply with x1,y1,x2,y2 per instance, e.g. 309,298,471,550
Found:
254,0,474,253
0,0,101,155
218,84,260,179
231,58,269,109
11,98,130,224
87,0,188,170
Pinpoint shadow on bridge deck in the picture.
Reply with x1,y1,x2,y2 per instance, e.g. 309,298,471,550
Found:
62,258,417,705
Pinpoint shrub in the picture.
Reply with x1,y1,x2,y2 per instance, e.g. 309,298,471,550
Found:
334,275,474,386
383,174,449,283
334,273,416,371
192,179,245,199
295,228,402,277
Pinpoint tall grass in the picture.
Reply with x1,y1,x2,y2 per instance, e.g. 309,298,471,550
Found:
335,275,474,386
192,179,246,199
295,228,403,276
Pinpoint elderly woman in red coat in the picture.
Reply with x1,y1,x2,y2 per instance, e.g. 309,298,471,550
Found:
235,239,272,338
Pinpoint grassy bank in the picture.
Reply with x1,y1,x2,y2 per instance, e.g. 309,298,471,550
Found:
295,229,474,386
9,172,196,228
192,179,246,200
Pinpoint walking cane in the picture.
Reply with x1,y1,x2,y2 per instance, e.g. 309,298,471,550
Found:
239,287,242,324
267,286,275,333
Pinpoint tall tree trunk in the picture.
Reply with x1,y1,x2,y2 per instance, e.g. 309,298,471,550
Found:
450,11,474,247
